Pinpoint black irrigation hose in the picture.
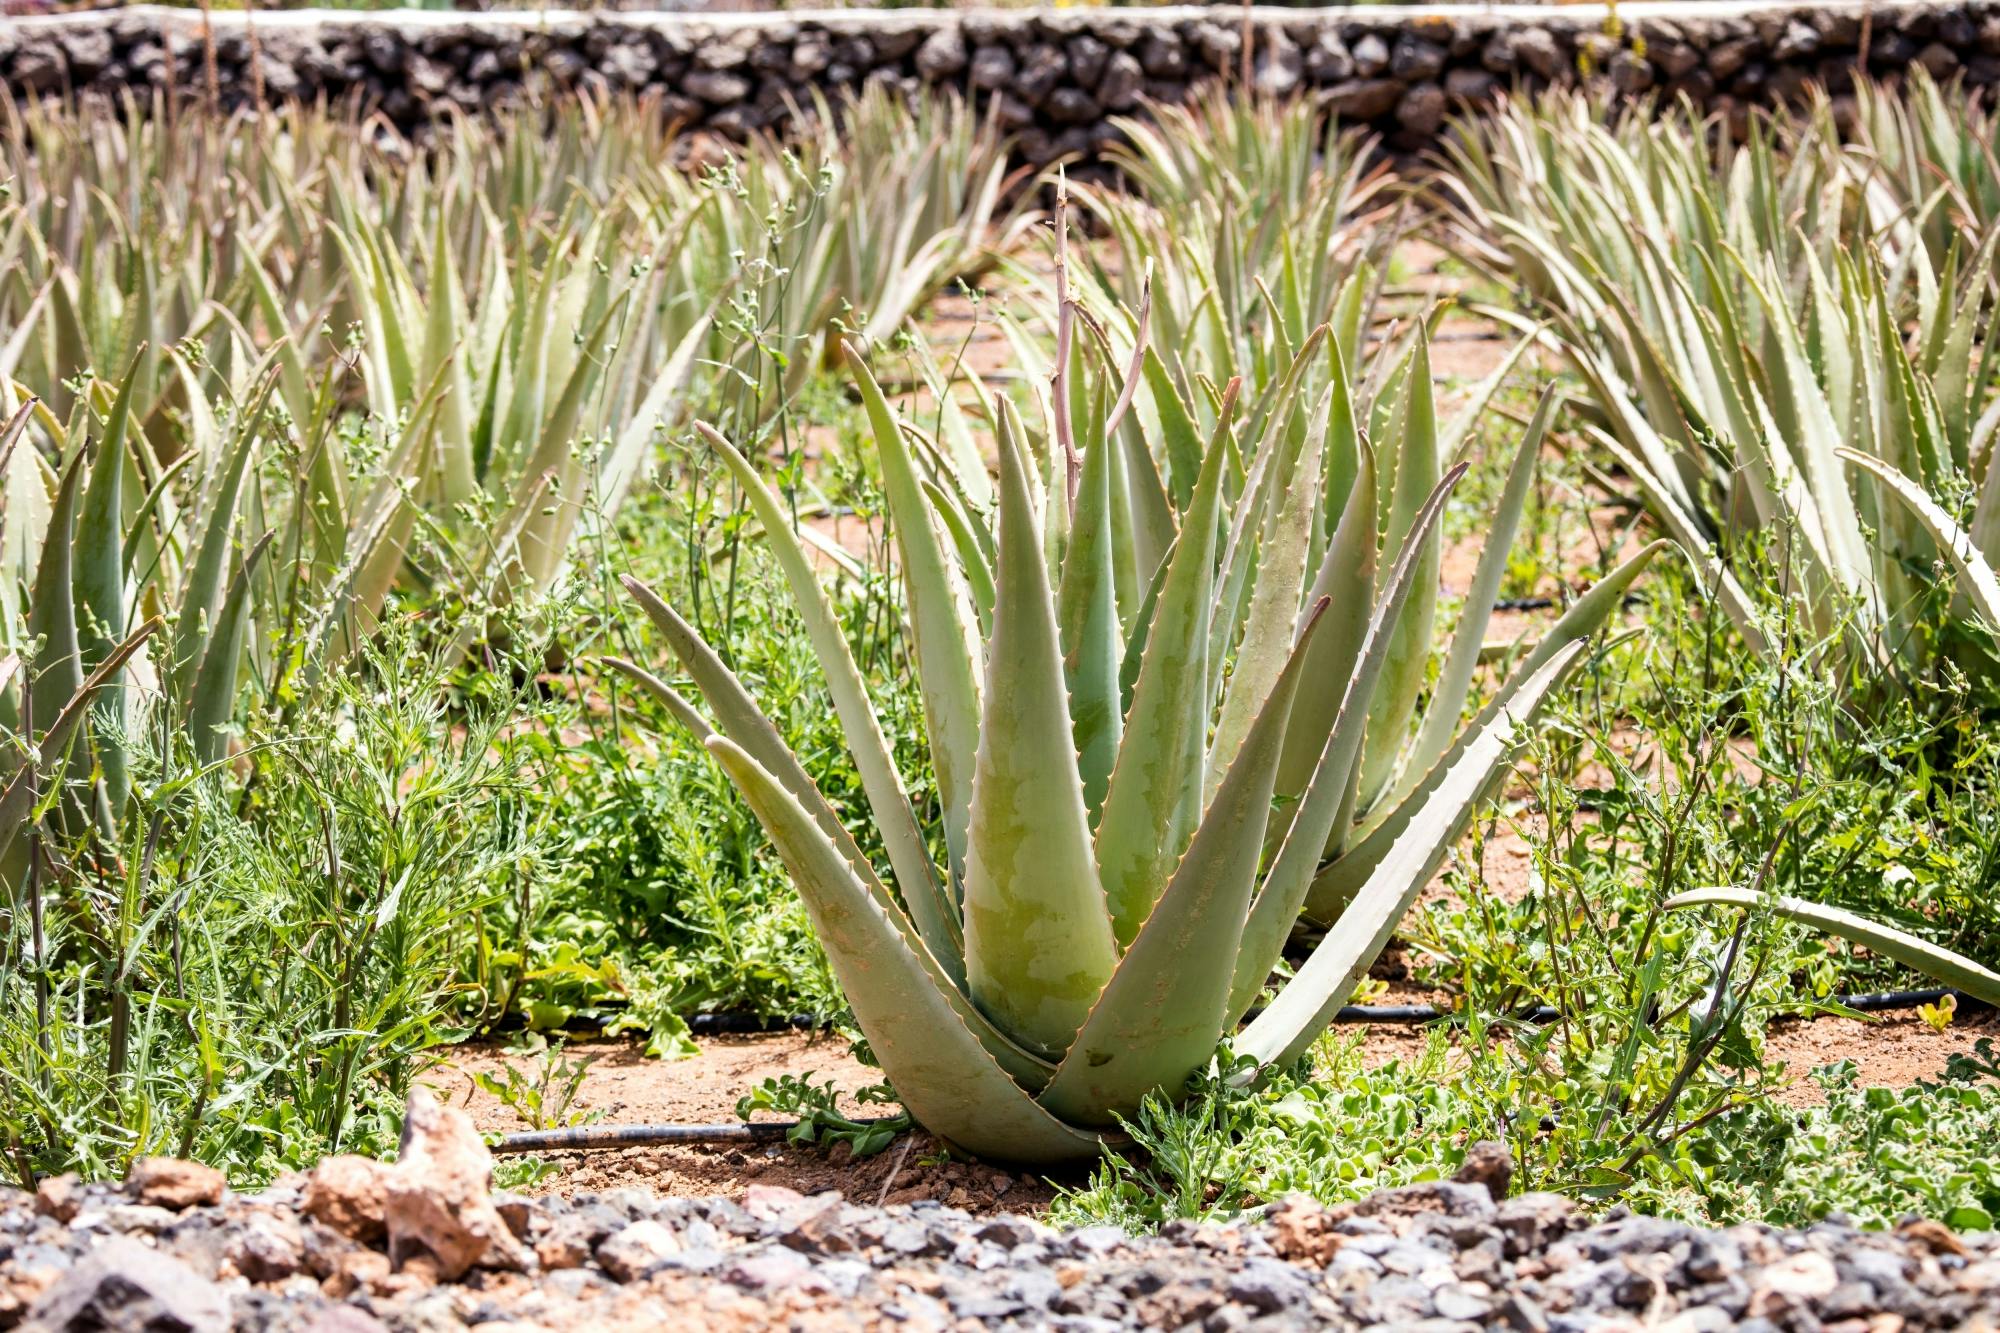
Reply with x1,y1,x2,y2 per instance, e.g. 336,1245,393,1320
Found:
661,987,1990,1037
491,988,1992,1157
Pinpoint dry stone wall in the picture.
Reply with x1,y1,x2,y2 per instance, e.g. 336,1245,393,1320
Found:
0,3,1992,157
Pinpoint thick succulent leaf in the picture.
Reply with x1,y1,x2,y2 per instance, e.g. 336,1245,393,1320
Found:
1232,465,1466,1014
962,401,1119,1058
1056,404,1124,821
1209,382,1328,799
1357,332,1443,809
1840,448,2000,627
25,443,86,737
0,618,160,866
1273,443,1378,810
1239,645,1585,1069
188,532,274,766
1308,540,1669,921
922,479,997,635
602,657,714,743
169,369,278,707
1665,887,2000,1008
850,344,984,883
707,738,1100,1161
1040,601,1328,1127
1393,387,1557,808
622,579,1059,1083
1095,386,1235,947
697,422,960,971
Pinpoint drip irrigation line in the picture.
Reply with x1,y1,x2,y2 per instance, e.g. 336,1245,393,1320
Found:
492,1119,898,1156
491,988,1990,1158
655,986,1990,1037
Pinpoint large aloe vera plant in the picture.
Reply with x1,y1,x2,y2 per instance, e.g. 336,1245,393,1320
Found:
616,289,1656,1156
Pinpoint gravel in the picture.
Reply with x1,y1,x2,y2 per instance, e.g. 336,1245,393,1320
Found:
4,1162,1999,1329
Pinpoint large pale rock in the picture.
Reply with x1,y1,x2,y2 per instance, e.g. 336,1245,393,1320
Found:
126,1157,227,1212
303,1155,392,1245
383,1088,531,1279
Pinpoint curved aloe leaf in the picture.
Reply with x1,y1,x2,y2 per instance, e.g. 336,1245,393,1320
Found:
1840,448,2000,626
1095,383,1235,946
1041,600,1329,1126
849,343,984,883
707,736,1099,1162
189,531,274,766
697,422,959,971
1306,539,1670,922
1240,643,1586,1069
603,657,714,744
1665,887,2000,1007
962,400,1119,1058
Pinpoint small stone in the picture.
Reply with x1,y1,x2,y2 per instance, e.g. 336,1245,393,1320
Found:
1390,35,1446,81
1453,1142,1513,1203
1756,1250,1839,1299
228,1212,307,1283
682,69,750,105
914,28,967,81
1100,51,1143,110
303,1156,391,1245
34,1174,82,1223
596,1219,681,1282
27,1235,228,1332
1351,34,1391,76
126,1157,227,1211
1324,77,1403,121
968,44,1015,91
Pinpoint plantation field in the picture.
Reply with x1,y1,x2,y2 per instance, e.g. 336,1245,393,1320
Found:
5,74,2000,1246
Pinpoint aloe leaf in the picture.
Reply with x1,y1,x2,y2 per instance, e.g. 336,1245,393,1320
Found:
1665,887,2000,1007
1357,331,1443,810
922,478,996,636
1057,388,1124,821
1209,380,1328,798
962,400,1119,1058
850,343,984,885
1095,383,1236,947
1840,448,2000,627
75,394,131,809
25,443,86,738
0,618,160,866
188,531,274,766
602,657,714,744
1041,600,1329,1127
1393,387,1557,807
707,737,1099,1161
1307,540,1669,922
1240,644,1586,1069
697,421,960,971
169,368,278,708
621,578,1061,1083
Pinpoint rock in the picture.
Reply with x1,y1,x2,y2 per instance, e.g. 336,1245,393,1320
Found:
1351,34,1391,77
383,1088,531,1280
1136,31,1186,79
1099,51,1143,111
1066,33,1109,86
1324,77,1404,121
1395,81,1448,135
683,69,750,105
228,1212,307,1283
1252,28,1302,98
1755,1250,1839,1299
11,43,68,93
60,27,112,79
27,1235,228,1332
1390,34,1446,81
968,44,1015,91
34,1175,82,1223
126,1158,227,1212
1495,1193,1579,1258
914,28,966,81
596,1220,681,1282
1014,43,1066,104
1453,1142,1513,1203
303,1156,391,1245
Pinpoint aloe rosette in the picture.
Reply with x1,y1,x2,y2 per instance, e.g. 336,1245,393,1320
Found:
615,327,1659,1161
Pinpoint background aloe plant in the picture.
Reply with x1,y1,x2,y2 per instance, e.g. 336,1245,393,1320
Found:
1442,88,2000,681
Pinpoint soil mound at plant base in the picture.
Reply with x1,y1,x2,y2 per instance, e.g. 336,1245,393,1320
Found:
5,1112,2000,1333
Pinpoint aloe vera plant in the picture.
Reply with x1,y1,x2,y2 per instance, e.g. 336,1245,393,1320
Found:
616,279,1655,1155
1443,89,2000,677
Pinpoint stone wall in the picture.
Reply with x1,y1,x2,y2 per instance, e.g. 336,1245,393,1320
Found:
0,3,1993,158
